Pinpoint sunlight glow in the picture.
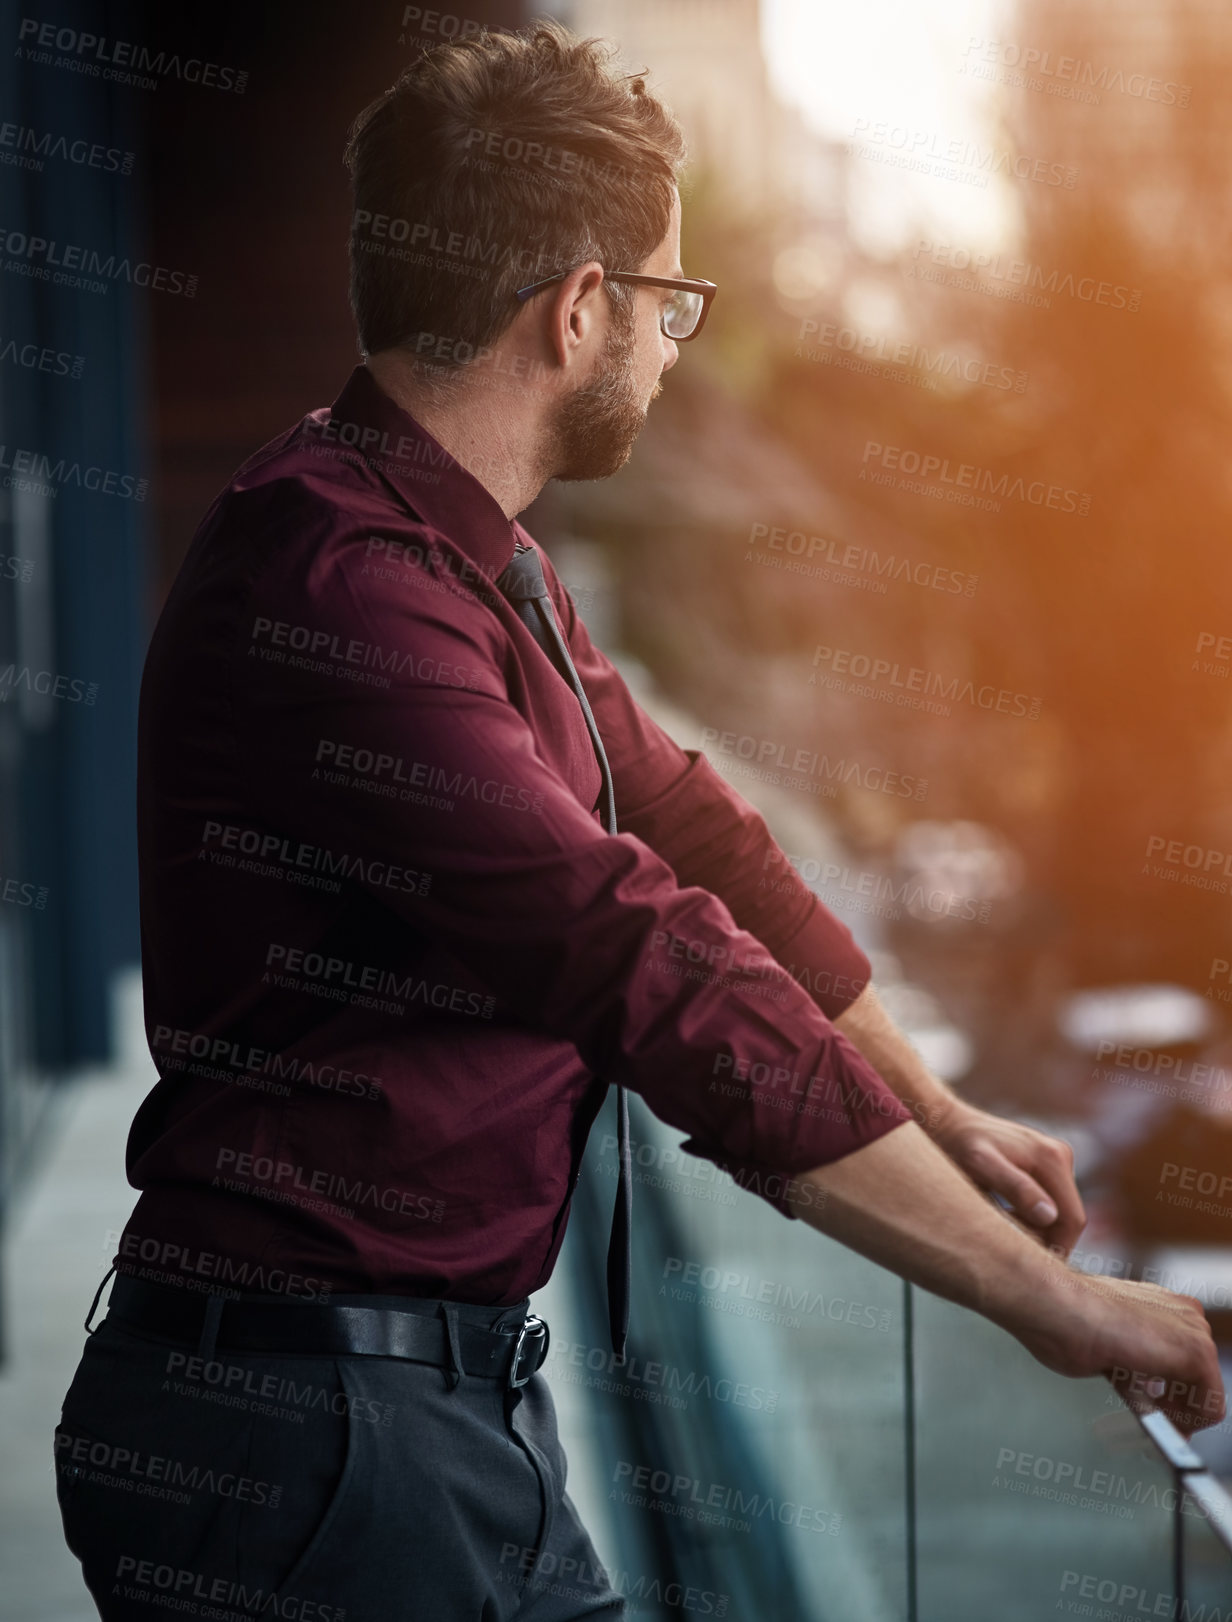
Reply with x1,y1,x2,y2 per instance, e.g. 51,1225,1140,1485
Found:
762,0,1021,256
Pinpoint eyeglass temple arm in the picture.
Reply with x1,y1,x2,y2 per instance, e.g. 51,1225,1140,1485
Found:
514,273,569,302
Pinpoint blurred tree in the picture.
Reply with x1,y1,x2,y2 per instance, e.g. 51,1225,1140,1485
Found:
923,0,1232,989
554,0,1232,1005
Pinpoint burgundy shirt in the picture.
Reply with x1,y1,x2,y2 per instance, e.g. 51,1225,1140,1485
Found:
119,363,911,1305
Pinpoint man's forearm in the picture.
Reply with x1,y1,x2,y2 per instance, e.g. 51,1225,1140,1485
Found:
785,1120,1054,1336
833,982,958,1134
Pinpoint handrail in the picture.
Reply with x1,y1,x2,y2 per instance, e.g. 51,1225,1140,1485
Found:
1123,1396,1232,1612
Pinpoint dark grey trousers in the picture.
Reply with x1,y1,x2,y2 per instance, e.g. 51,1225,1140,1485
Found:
53,1291,625,1621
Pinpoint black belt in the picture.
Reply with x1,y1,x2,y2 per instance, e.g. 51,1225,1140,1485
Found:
100,1275,550,1390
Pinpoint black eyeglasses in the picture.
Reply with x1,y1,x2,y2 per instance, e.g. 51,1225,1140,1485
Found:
514,270,718,341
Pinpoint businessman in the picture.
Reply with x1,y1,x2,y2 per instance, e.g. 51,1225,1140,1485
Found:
54,19,1223,1622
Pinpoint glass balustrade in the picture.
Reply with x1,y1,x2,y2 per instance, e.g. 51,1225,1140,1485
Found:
554,1090,1232,1620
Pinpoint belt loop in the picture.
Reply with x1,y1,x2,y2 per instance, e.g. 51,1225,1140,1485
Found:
438,1301,464,1391
84,1267,115,1335
198,1294,225,1362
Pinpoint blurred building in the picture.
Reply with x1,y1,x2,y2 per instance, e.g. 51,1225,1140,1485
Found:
552,0,849,224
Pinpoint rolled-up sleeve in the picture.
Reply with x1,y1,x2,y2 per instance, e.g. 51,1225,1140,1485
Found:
238,536,911,1219
542,552,873,1021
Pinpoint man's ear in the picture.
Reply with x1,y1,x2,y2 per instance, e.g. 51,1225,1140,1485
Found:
545,261,606,369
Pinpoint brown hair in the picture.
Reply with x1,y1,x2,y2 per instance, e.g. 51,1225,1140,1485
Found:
343,19,686,364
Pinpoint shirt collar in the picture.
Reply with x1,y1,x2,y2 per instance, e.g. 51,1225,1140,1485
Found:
324,363,521,581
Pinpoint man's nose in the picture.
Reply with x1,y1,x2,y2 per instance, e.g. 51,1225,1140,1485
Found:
660,335,679,372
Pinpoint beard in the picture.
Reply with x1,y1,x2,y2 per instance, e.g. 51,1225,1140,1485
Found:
549,305,661,483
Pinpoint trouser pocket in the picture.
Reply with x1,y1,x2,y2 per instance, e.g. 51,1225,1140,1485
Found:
228,1355,356,1609
52,1322,351,1618
52,1411,244,1616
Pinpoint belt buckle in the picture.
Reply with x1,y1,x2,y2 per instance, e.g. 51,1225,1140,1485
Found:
508,1313,549,1389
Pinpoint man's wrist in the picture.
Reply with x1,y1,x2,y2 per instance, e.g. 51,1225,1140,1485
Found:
922,1087,977,1142
976,1223,1076,1348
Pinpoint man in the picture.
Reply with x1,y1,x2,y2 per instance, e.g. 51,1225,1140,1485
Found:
54,19,1222,1622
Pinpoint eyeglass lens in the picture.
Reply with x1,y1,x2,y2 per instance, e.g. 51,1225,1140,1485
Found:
662,287,702,339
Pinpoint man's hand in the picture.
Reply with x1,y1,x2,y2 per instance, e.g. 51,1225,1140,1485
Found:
929,1097,1086,1257
1010,1270,1224,1438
